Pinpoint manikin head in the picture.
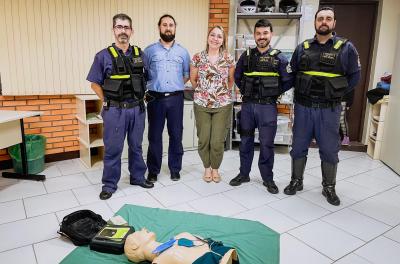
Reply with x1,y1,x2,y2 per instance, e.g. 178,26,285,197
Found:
124,228,157,262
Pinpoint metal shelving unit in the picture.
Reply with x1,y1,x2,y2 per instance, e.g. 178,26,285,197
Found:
236,12,302,19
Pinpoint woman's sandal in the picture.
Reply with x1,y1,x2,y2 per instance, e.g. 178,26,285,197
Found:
212,169,221,183
203,168,212,182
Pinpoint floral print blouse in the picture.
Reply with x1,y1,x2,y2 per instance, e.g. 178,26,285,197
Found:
191,50,235,108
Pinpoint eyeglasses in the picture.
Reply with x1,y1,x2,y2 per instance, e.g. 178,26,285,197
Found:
114,25,132,31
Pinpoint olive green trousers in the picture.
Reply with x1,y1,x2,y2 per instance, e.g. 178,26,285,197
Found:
194,103,232,169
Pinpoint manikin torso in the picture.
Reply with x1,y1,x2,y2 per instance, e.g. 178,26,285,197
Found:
153,232,236,264
125,230,237,264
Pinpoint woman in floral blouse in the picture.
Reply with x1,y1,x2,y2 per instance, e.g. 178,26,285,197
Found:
190,25,235,183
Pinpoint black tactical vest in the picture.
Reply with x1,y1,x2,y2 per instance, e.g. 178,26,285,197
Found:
295,37,349,104
102,44,145,101
241,48,282,103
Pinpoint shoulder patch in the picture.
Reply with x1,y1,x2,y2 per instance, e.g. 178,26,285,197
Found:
269,49,281,56
286,64,292,73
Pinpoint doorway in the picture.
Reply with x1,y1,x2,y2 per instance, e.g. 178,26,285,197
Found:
319,0,378,142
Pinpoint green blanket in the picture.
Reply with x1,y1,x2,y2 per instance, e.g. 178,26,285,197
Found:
61,204,279,264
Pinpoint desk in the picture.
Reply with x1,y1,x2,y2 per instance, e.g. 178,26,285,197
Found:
0,110,45,181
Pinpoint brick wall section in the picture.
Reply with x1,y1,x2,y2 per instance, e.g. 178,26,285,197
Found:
0,95,79,161
209,0,230,31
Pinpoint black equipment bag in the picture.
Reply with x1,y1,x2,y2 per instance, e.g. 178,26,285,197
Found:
58,210,107,246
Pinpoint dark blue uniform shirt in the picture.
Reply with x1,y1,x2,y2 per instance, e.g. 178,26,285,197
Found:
234,47,294,93
290,33,361,93
87,45,147,86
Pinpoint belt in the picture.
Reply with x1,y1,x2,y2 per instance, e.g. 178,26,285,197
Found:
296,98,340,108
242,97,276,105
147,90,183,99
103,100,141,109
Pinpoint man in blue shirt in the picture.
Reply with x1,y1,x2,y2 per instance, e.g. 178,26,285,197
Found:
144,14,190,182
283,7,361,206
87,14,154,200
229,19,293,194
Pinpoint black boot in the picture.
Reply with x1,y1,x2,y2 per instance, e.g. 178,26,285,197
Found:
321,161,340,206
284,157,307,195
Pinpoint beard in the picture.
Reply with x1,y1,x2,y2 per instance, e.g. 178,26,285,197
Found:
160,31,175,42
256,39,270,49
315,25,333,36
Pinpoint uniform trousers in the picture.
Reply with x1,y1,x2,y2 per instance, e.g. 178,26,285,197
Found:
290,103,341,164
102,105,146,193
147,93,184,175
239,102,277,182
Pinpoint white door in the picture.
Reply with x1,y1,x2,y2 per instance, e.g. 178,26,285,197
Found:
380,24,400,174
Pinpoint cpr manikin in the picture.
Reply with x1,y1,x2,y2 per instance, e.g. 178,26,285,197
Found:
124,228,239,264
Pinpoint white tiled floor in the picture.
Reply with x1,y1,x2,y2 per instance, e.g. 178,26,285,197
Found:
0,148,400,263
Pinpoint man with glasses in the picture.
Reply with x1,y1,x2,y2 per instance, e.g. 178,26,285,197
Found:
87,13,154,200
144,14,190,183
283,7,361,206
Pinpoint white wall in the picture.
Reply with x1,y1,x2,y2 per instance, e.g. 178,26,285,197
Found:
298,0,319,42
362,0,400,143
380,18,400,173
0,0,209,95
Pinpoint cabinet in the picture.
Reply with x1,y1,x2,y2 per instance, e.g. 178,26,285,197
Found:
367,96,389,160
75,95,104,168
76,95,198,168
229,1,302,148
183,101,198,150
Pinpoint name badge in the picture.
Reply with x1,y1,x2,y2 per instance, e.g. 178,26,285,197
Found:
320,52,337,66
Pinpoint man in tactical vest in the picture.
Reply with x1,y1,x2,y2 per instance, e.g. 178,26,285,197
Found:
87,13,154,200
229,19,293,194
284,7,361,205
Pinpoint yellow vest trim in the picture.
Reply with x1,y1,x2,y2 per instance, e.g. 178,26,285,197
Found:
244,72,280,77
109,46,139,57
109,47,118,58
110,75,130,79
302,71,342,77
334,40,343,50
133,46,139,56
303,41,310,49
